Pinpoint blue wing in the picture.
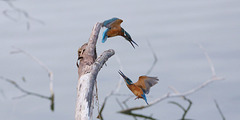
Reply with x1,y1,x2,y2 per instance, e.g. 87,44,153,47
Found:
141,94,149,105
103,17,119,28
118,70,133,85
102,28,110,43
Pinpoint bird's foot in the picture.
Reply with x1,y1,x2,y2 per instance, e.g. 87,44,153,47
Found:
134,97,139,100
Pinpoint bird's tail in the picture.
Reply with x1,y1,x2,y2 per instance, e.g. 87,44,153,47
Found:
141,94,149,105
118,70,133,85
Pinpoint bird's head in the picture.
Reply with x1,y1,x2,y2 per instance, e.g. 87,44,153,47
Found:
118,70,133,85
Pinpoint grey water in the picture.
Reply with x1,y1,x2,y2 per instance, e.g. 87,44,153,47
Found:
0,0,240,120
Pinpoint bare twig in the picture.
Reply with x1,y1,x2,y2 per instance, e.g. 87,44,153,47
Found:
169,101,186,112
114,54,124,93
0,88,6,98
199,44,216,77
12,94,28,99
113,93,135,97
146,40,158,75
116,98,124,110
2,0,44,30
168,86,193,120
182,98,192,120
96,91,112,120
214,99,226,120
119,111,157,120
169,97,193,120
10,47,54,111
0,76,50,100
122,96,134,109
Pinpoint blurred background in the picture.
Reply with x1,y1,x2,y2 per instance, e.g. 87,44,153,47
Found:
0,0,240,119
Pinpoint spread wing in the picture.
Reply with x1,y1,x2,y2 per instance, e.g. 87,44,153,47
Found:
134,76,159,94
102,17,123,28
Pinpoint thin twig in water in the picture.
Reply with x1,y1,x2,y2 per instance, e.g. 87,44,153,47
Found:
214,99,226,120
122,96,134,109
116,98,124,110
2,0,44,30
169,97,193,120
10,47,54,111
199,44,216,77
146,40,158,75
0,76,50,100
113,93,135,97
10,47,54,97
119,111,157,120
12,94,28,99
169,86,193,120
0,88,6,98
114,54,124,93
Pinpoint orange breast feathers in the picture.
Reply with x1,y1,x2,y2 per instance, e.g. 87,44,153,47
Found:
127,84,144,98
106,19,123,37
106,27,122,37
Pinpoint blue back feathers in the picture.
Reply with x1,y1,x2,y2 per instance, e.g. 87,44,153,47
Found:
122,28,132,40
125,78,133,85
141,93,148,105
103,17,119,28
121,28,138,48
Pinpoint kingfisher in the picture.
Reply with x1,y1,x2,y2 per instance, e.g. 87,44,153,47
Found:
102,17,138,48
118,70,159,105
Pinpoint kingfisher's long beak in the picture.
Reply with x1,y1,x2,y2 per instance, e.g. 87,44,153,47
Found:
118,70,127,80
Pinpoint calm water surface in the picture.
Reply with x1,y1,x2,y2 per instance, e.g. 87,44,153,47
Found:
0,0,240,120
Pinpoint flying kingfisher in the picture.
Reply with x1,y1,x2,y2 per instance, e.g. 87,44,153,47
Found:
118,70,159,105
102,17,138,48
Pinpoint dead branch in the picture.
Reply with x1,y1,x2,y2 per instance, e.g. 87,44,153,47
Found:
10,47,54,111
75,22,115,120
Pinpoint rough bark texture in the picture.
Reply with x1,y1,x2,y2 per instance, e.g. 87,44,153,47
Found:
75,22,115,120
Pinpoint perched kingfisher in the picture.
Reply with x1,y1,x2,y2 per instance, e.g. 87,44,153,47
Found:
102,17,138,48
118,70,159,105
